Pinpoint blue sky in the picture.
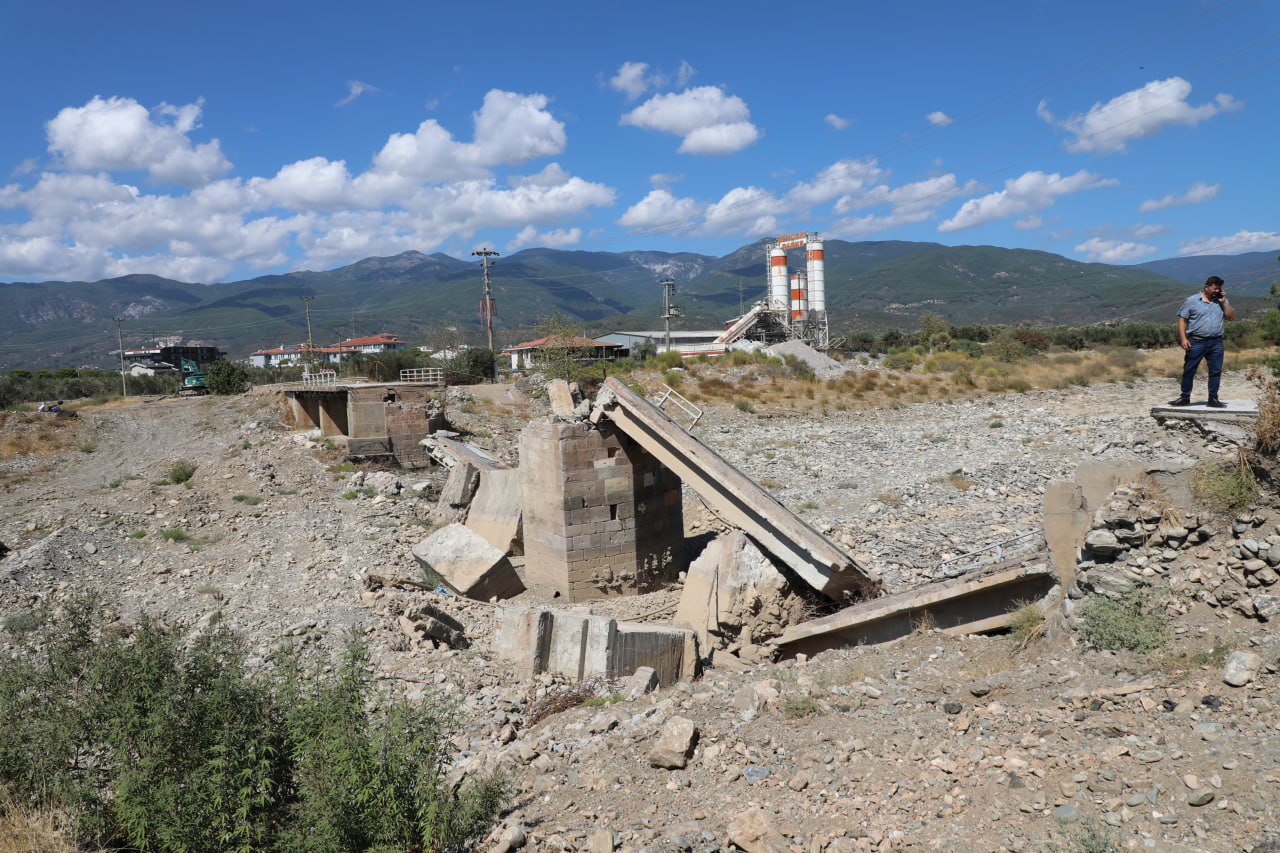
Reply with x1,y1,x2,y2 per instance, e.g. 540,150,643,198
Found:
0,0,1276,284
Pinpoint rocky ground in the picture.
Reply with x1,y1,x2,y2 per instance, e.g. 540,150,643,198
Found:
1,370,1278,853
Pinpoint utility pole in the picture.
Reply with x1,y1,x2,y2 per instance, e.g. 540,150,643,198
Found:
659,277,680,354
300,296,315,372
472,248,499,352
113,316,128,396
472,248,500,379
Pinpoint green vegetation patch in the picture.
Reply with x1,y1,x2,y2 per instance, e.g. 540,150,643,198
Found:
0,593,509,851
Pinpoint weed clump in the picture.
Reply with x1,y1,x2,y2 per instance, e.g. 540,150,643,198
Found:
1079,586,1169,653
166,460,197,484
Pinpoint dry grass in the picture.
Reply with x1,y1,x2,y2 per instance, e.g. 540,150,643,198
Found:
0,787,78,853
0,413,79,462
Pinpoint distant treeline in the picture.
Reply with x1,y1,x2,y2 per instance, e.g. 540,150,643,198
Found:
837,316,1280,356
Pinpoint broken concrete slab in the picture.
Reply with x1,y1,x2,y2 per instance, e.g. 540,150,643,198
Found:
591,377,877,602
464,467,523,554
547,379,578,419
411,523,525,601
774,561,1058,658
493,605,698,686
439,463,480,509
674,531,809,648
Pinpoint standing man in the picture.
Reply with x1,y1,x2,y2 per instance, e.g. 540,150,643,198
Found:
1171,275,1234,407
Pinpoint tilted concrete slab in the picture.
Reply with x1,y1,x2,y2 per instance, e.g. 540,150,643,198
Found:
591,377,877,602
494,605,698,686
465,467,523,554
773,560,1057,657
411,523,525,601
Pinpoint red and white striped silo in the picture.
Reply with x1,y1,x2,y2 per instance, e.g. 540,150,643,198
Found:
769,247,790,309
805,235,825,313
790,270,808,320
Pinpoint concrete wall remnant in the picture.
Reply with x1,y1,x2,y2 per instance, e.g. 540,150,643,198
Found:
494,605,698,686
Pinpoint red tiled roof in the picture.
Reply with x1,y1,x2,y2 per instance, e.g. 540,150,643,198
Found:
335,333,406,347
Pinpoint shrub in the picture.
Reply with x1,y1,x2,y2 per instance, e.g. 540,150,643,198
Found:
160,527,188,542
205,360,251,395
167,460,197,484
733,398,754,413
0,595,509,852
232,494,263,505
1079,587,1169,653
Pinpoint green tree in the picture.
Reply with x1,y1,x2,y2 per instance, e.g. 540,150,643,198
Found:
205,360,251,395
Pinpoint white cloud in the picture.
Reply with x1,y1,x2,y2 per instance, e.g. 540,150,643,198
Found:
253,157,353,210
46,96,230,187
828,209,931,239
1040,77,1240,154
1,89,616,282
617,189,704,233
939,170,1116,232
1179,231,1280,256
926,111,953,126
506,225,582,251
825,113,850,130
1075,237,1156,262
826,176,977,237
336,80,379,107
1138,181,1220,213
649,172,683,187
701,186,778,236
368,89,567,188
609,60,696,100
1133,223,1170,239
678,121,759,155
788,158,887,208
610,61,652,100
1015,215,1042,230
621,86,759,155
11,158,38,178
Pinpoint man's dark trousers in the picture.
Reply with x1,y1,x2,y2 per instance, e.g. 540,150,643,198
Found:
1180,335,1224,399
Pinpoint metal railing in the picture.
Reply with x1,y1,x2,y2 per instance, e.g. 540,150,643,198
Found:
301,370,337,386
937,530,1041,578
399,367,445,385
652,384,703,432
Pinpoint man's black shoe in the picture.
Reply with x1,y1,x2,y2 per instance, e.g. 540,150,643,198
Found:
1168,397,1191,406
1207,398,1227,408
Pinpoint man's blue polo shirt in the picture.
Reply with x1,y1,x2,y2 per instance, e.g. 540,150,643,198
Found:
1178,295,1225,338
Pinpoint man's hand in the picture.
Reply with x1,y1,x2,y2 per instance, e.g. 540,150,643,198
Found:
1180,337,1191,352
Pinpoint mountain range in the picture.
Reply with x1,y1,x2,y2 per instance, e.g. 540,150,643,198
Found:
2,242,1275,370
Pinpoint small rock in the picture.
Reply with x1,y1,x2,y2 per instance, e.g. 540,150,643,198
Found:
648,716,698,769
727,808,789,853
1052,804,1079,824
1188,789,1215,807
1221,651,1262,687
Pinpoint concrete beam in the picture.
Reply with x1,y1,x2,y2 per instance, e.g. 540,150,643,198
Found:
592,377,877,601
774,561,1057,657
